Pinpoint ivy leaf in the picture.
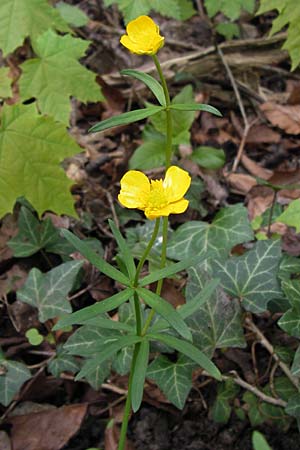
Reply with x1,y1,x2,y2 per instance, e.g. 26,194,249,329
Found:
285,393,300,427
20,30,103,124
185,265,245,357
205,0,255,20
215,240,282,313
105,0,195,23
0,351,31,406
0,67,12,98
47,346,80,378
291,346,300,377
17,261,83,322
147,355,195,409
63,325,122,356
278,280,300,337
167,204,253,261
257,0,300,70
0,0,70,56
84,360,111,390
0,103,82,218
211,379,240,423
276,199,300,232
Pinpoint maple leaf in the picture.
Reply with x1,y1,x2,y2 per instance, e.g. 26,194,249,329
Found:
0,0,70,56
0,103,82,218
19,30,104,124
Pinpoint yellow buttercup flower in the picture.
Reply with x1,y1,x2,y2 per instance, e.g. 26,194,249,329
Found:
118,166,191,220
120,15,164,55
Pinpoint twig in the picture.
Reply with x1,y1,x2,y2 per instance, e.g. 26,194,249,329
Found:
245,317,299,390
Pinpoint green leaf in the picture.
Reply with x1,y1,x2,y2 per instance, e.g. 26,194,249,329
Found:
131,340,150,412
53,288,134,329
18,261,83,322
211,379,239,423
61,229,130,286
0,67,12,98
129,127,166,170
56,1,89,27
20,30,103,124
0,352,31,406
277,199,300,232
215,240,282,313
205,0,255,20
147,355,194,409
291,346,300,377
278,254,300,281
0,0,70,56
109,220,136,282
75,335,142,380
121,69,165,106
185,266,245,357
185,177,206,214
139,254,206,287
216,22,240,39
148,333,222,380
47,346,80,377
8,207,72,257
252,431,272,450
25,328,44,346
169,103,222,116
149,85,195,145
89,106,163,133
257,0,300,70
79,315,134,332
0,103,82,218
63,325,122,356
167,204,253,261
191,146,225,170
84,360,111,390
136,287,192,341
106,0,195,23
285,393,300,425
278,280,300,337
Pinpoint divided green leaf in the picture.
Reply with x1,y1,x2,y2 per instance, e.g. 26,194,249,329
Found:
0,0,70,56
17,261,83,322
215,240,282,313
20,30,103,124
0,103,82,218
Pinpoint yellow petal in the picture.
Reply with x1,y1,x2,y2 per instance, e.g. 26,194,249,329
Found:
120,35,144,54
144,198,189,220
168,198,189,214
163,166,191,203
118,170,150,209
126,15,157,38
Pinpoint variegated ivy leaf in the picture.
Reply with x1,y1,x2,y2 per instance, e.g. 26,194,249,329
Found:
0,350,31,406
291,346,300,377
20,30,103,124
84,360,111,390
185,264,245,357
112,303,134,375
278,280,300,337
63,325,122,356
167,204,253,261
17,261,83,322
47,346,80,378
214,240,282,313
147,355,195,409
0,0,70,56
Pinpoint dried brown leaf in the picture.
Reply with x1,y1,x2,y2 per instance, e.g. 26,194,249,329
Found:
260,102,300,134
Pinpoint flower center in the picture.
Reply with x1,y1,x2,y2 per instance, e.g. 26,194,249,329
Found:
148,179,168,209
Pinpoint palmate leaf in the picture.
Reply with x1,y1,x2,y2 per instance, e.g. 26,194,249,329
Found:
215,240,282,313
17,261,83,322
105,0,195,23
0,351,31,406
167,204,253,261
0,0,70,56
20,30,103,124
185,267,245,357
0,103,82,218
147,355,195,409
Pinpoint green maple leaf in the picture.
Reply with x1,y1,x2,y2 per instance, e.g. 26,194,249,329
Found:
0,68,12,99
20,30,103,124
0,103,82,218
0,0,70,56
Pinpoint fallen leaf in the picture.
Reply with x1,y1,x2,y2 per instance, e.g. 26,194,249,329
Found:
0,265,27,297
246,185,274,220
9,403,87,450
226,173,257,195
0,214,18,262
241,154,273,180
260,102,300,134
246,124,280,144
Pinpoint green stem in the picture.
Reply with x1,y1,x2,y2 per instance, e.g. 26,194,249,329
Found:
117,344,139,450
152,55,173,168
133,218,160,287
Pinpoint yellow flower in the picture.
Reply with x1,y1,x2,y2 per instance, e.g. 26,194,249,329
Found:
118,166,191,220
120,15,164,55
